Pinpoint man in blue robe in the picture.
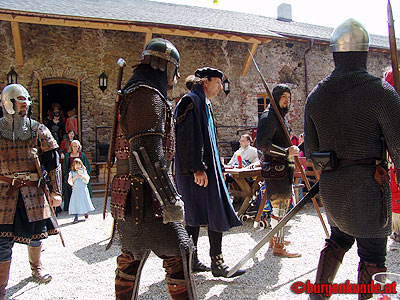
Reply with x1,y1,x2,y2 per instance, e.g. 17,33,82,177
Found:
174,67,245,278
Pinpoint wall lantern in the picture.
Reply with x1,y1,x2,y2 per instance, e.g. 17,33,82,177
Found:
99,71,108,92
7,67,18,84
223,78,230,96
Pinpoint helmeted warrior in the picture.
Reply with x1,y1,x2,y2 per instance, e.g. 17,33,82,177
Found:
305,19,400,300
110,38,197,300
256,84,301,258
0,84,62,299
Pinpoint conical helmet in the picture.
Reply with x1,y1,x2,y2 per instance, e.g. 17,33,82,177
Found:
330,18,369,52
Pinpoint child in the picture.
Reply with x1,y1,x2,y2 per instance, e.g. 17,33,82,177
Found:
68,158,95,223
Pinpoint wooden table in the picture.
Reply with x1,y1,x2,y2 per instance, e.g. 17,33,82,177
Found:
224,167,263,216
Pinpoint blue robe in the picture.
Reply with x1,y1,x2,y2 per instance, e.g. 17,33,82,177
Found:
174,85,241,232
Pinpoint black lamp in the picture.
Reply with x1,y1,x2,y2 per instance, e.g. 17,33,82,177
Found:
99,71,108,92
7,67,18,84
223,78,230,96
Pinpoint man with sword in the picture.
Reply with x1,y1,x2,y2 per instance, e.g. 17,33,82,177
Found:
256,84,301,258
305,18,400,300
0,83,62,299
110,38,198,300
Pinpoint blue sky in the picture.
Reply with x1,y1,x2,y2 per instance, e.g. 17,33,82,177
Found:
152,0,400,37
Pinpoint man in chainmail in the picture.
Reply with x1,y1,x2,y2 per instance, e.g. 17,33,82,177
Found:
111,38,197,300
256,84,301,258
305,19,400,300
0,84,62,299
174,68,245,278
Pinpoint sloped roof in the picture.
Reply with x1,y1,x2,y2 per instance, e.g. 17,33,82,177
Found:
0,0,396,49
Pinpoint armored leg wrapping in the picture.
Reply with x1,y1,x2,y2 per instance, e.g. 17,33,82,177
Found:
163,243,198,300
115,249,150,300
357,260,386,300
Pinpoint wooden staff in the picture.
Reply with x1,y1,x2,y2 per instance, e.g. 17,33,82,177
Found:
388,0,400,94
103,58,127,219
31,148,65,247
248,49,329,237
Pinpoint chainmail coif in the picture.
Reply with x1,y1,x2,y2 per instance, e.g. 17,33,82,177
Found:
305,51,400,238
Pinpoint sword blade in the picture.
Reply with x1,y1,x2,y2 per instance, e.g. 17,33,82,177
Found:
227,182,320,277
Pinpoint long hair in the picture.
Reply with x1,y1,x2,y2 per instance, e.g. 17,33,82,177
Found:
71,158,86,172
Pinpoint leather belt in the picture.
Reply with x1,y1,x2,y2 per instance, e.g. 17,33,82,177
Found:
0,173,40,196
337,158,378,169
116,159,130,175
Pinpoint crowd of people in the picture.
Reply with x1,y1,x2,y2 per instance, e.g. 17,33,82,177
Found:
0,18,400,300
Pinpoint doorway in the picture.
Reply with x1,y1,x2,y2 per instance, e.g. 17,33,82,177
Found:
40,78,81,141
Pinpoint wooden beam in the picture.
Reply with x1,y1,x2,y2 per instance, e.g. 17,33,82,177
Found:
10,21,23,66
0,13,268,45
144,31,152,48
241,42,259,76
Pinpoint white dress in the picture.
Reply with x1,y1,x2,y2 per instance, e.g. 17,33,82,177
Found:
68,169,95,215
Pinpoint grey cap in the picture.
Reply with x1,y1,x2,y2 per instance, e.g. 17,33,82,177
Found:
330,18,369,52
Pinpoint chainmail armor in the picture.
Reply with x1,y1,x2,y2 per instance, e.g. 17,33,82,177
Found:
116,83,190,257
0,116,39,141
305,52,400,238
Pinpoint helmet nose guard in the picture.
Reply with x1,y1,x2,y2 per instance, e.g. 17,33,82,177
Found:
141,38,180,72
1,84,32,115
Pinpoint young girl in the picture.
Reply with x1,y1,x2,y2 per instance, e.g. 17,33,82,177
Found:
68,158,95,223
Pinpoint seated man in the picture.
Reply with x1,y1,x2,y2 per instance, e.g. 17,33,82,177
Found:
225,134,259,169
225,134,260,191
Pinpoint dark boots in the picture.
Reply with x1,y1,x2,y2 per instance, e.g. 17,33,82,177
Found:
211,254,245,278
357,260,386,300
0,260,10,300
192,251,210,272
28,245,52,283
309,239,346,300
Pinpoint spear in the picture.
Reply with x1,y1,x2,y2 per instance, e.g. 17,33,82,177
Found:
388,0,400,94
103,58,126,219
248,49,329,237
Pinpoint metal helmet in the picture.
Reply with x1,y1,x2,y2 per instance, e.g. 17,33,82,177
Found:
1,84,31,115
330,18,369,52
141,38,180,71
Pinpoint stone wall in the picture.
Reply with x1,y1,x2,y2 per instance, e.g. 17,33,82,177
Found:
0,21,392,157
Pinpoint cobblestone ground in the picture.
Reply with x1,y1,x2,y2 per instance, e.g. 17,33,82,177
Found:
5,197,400,300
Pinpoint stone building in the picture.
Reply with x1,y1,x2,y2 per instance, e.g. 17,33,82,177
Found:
0,0,397,157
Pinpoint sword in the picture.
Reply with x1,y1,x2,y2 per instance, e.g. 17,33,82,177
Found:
31,148,66,247
227,181,320,277
248,49,329,238
104,58,127,219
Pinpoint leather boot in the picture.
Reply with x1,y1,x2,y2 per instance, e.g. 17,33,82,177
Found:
192,251,210,272
28,245,52,283
309,239,346,300
273,243,301,258
0,260,10,300
269,237,290,248
357,260,386,300
211,254,245,278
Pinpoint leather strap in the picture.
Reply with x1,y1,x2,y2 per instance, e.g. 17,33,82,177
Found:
337,158,377,169
116,159,130,174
